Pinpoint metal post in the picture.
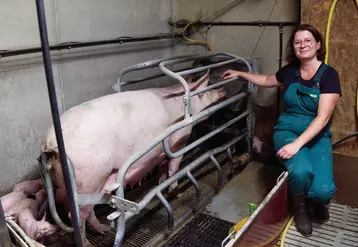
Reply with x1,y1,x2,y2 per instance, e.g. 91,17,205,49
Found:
34,0,83,246
277,24,284,118
0,202,12,247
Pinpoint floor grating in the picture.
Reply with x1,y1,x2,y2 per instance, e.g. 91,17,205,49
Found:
275,203,358,247
164,213,233,247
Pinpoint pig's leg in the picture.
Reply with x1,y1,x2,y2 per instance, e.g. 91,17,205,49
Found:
86,173,116,235
166,127,191,194
168,156,185,194
158,160,169,184
87,210,110,235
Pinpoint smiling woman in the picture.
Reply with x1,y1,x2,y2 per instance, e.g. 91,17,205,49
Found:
221,23,342,238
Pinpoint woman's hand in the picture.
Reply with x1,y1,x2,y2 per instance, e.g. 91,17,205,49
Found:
221,70,240,80
276,142,301,160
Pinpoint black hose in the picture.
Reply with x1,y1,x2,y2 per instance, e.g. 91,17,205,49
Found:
332,131,358,148
35,1,83,246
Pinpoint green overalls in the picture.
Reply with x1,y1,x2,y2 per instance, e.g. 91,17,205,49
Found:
273,63,336,204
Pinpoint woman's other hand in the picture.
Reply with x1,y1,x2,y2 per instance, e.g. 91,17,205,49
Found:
276,142,301,160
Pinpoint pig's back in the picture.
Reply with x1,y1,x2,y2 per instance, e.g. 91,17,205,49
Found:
43,90,171,180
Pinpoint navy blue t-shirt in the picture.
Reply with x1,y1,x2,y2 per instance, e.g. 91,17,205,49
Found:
275,63,342,97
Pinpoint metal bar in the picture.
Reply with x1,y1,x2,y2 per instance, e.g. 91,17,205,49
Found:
226,147,235,174
40,154,73,232
177,58,239,76
190,77,239,97
277,24,284,118
0,33,182,59
34,1,83,246
118,66,193,88
115,53,196,92
186,171,201,204
122,132,247,222
156,192,174,231
163,110,250,158
188,21,297,27
158,52,234,118
210,155,223,188
0,198,12,247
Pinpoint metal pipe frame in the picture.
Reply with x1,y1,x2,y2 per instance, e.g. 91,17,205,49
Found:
159,52,252,119
112,52,253,246
163,110,250,158
33,49,254,247
112,132,247,224
171,20,297,28
114,52,252,93
34,0,83,246
0,33,183,59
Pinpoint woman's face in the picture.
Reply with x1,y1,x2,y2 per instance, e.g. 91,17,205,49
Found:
293,30,321,61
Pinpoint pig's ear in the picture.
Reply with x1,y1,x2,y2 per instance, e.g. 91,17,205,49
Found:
41,211,47,221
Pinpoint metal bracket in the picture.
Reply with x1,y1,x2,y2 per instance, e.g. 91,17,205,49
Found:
108,195,139,214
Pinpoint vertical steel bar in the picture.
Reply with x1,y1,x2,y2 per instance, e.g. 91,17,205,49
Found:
210,155,223,187
156,192,174,231
34,1,83,246
0,201,12,247
186,171,201,204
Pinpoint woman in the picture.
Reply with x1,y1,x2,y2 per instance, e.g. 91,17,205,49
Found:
221,24,341,237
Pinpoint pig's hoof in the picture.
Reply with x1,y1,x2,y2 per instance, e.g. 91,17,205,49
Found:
84,239,94,247
168,185,181,197
91,223,111,235
158,175,167,184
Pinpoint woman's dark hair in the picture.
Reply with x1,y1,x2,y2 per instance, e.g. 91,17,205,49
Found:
286,24,326,64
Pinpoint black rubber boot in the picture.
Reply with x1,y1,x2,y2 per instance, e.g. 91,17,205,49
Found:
306,199,330,223
292,194,313,237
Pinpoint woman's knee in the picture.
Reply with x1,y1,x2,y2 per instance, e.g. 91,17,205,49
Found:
308,183,336,204
287,163,313,181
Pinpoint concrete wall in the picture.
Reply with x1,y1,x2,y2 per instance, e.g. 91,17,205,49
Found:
0,0,173,194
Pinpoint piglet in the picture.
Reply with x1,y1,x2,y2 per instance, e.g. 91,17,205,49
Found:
17,199,58,243
1,191,27,213
13,179,43,195
253,136,265,154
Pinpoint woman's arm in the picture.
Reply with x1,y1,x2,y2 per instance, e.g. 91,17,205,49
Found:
221,70,282,88
277,93,340,159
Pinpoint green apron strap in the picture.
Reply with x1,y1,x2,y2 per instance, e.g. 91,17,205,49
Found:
312,63,328,89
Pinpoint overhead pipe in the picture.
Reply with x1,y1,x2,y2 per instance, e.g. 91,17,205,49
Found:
0,33,182,58
34,0,83,246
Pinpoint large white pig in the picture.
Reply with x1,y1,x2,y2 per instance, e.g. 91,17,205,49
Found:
40,70,226,246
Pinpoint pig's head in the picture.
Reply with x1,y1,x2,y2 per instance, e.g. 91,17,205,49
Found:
33,212,58,242
189,71,227,114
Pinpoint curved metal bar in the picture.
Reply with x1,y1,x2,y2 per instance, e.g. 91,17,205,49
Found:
186,171,201,204
156,192,174,231
115,53,192,92
210,155,223,187
40,152,74,232
122,132,247,222
163,110,250,159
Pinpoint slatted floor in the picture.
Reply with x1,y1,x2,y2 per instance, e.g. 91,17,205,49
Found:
276,203,358,247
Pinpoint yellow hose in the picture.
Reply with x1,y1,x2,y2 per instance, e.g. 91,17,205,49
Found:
324,0,358,138
182,22,214,51
280,216,294,247
280,2,358,246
